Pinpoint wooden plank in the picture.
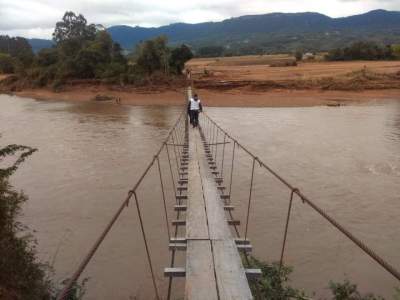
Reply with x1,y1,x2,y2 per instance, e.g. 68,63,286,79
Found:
183,126,253,299
228,220,241,226
197,141,232,240
195,129,254,299
169,243,187,251
236,244,253,252
170,237,186,243
174,205,187,211
165,267,186,277
186,130,209,240
212,240,253,299
172,220,186,226
235,238,251,245
185,241,218,300
224,205,235,211
245,269,263,279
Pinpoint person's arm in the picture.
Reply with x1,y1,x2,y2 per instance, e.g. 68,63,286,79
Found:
199,101,203,112
187,100,191,114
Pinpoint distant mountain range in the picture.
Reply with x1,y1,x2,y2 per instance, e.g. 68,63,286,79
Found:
28,9,400,54
28,38,54,52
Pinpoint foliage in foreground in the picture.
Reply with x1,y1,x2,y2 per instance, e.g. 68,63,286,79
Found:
246,256,396,300
245,256,307,299
0,143,50,299
329,280,385,300
0,142,86,299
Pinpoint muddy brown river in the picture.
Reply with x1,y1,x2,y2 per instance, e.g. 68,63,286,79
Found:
1,94,399,299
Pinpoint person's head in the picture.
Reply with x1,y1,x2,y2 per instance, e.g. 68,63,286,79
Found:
194,94,199,101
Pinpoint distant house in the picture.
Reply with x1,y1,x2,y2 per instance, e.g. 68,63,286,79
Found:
303,52,315,60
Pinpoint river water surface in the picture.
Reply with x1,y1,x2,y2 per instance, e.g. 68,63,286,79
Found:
1,94,399,299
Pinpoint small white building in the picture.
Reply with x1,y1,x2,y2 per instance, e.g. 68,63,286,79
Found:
303,52,315,60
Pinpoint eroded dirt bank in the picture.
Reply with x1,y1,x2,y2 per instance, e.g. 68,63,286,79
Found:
10,85,400,107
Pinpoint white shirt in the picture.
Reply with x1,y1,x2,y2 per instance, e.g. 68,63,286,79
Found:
189,98,201,110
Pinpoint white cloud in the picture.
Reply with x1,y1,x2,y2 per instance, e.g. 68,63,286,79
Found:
0,0,398,39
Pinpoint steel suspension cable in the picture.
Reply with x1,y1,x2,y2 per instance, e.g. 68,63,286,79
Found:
56,111,186,299
228,141,237,203
173,131,182,162
214,128,219,162
279,188,298,273
244,157,256,241
165,144,177,200
157,156,171,240
202,112,400,282
170,134,181,176
221,133,227,177
133,191,160,300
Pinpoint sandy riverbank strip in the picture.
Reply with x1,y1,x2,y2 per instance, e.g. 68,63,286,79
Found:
9,86,400,107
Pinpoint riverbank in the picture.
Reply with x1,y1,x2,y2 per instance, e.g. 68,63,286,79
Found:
8,86,400,107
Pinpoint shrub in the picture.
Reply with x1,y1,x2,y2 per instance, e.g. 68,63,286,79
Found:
392,44,400,58
245,256,307,299
37,48,58,67
0,144,51,300
135,36,169,75
295,50,303,61
0,53,15,73
329,280,384,300
96,62,126,80
169,44,193,74
326,42,394,61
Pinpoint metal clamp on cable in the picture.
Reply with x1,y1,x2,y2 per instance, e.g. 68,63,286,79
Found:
290,187,300,201
127,190,135,207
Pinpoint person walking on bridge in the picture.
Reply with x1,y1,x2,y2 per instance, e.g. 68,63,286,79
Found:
188,94,203,128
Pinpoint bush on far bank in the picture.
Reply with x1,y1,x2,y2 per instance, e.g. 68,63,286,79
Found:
0,53,15,73
0,12,193,90
325,41,398,61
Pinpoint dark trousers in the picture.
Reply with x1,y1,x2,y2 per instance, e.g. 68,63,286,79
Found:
190,110,200,127
188,110,193,125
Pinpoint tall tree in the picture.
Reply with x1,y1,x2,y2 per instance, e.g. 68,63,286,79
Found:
0,36,34,68
135,36,170,75
53,11,98,43
169,44,193,74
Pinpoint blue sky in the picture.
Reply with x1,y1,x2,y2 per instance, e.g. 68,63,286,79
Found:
0,0,399,38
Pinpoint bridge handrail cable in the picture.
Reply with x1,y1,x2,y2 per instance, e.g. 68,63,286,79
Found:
202,111,400,282
57,109,187,300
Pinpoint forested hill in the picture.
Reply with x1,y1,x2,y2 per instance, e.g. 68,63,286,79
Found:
107,10,400,54
28,9,400,54
27,38,54,52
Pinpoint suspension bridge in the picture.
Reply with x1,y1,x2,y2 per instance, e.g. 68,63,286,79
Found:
57,87,400,300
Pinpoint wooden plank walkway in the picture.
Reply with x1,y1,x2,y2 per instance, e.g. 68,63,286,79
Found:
184,128,253,300
186,132,209,240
